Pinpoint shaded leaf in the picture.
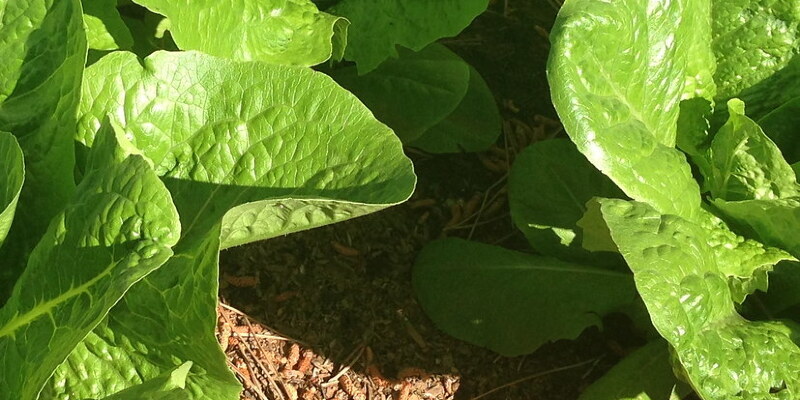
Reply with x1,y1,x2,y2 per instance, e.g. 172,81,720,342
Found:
408,65,501,153
413,238,636,356
83,0,133,50
329,43,470,143
0,125,180,400
329,0,489,73
48,50,415,399
509,139,624,264
0,0,87,299
579,340,690,400
0,132,23,247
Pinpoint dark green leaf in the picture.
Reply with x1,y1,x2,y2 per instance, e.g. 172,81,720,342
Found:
413,238,636,356
408,65,501,153
329,0,489,73
329,43,470,143
509,139,625,264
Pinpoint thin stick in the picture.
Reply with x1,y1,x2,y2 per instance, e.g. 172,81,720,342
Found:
324,345,366,386
235,332,293,341
242,316,293,400
470,358,598,400
221,310,286,400
219,302,307,345
468,173,508,239
228,360,270,400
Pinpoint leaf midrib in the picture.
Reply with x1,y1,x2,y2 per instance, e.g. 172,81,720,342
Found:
0,259,117,338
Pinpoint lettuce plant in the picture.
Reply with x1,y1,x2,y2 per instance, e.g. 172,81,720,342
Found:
0,0,423,398
415,0,800,398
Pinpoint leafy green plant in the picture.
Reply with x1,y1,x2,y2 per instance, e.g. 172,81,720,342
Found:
414,0,800,398
0,0,428,398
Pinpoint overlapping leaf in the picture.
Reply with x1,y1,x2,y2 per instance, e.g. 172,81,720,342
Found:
578,341,688,400
548,0,711,220
509,139,624,264
0,132,23,247
413,238,635,356
406,64,501,153
711,1,800,121
329,0,490,73
705,99,799,201
100,362,192,400
82,0,133,50
758,98,800,164
330,43,470,143
0,0,86,298
131,0,348,66
0,126,180,400
601,199,800,399
46,50,415,399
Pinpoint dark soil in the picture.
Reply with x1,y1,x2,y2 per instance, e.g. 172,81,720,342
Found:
217,1,648,399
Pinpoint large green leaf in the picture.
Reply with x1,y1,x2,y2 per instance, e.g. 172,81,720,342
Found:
601,199,800,399
705,99,799,201
82,0,133,50
0,0,86,299
413,238,636,356
712,1,800,120
329,43,470,143
407,65,501,153
0,125,180,400
578,341,688,400
0,132,23,247
48,50,415,399
131,0,348,66
548,0,712,220
329,0,489,73
509,139,625,264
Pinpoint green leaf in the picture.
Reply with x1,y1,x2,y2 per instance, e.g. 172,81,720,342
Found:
601,199,800,399
329,43,470,143
99,362,192,400
50,50,415,399
408,65,501,153
83,0,134,50
699,209,793,303
548,0,710,221
578,340,689,400
577,198,619,254
0,125,180,400
509,139,625,264
705,99,799,201
131,0,348,66
714,197,800,258
0,132,23,247
0,0,87,299
712,1,800,120
676,97,714,183
413,238,636,356
757,97,800,164
329,0,490,73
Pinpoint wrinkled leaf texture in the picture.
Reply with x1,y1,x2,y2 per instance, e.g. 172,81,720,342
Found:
39,50,415,399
